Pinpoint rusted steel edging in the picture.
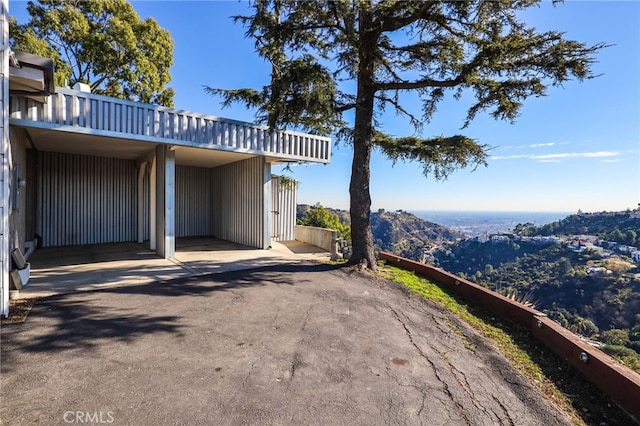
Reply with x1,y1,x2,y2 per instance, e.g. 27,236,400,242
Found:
532,315,640,421
379,252,640,422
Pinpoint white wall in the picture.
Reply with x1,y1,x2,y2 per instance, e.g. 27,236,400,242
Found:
295,225,337,257
1,0,9,316
7,127,27,261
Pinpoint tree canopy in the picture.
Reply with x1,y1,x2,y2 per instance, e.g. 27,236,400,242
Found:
10,0,175,106
208,0,605,270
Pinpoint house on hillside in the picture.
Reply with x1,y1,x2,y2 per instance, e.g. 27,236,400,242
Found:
491,234,509,243
0,4,331,316
531,236,562,245
475,234,490,243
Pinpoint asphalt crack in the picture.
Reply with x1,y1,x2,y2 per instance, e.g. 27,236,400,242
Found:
492,394,516,426
242,352,266,389
391,375,428,426
386,303,472,425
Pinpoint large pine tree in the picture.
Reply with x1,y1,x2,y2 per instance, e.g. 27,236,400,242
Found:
208,0,605,270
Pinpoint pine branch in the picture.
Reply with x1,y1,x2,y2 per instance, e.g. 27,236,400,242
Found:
374,93,422,129
374,131,491,181
376,2,434,34
335,103,356,113
375,76,462,91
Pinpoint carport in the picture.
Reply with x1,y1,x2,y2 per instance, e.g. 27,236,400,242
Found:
4,84,331,303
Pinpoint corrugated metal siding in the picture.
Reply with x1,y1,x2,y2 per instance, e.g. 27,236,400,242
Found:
37,152,137,247
211,156,264,248
176,165,211,237
271,177,297,241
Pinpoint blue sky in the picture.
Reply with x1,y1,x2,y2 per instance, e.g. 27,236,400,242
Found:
9,0,640,213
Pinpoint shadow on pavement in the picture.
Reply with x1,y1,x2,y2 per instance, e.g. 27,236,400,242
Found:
1,263,346,369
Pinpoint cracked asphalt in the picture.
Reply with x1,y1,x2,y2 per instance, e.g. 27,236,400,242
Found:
1,263,572,425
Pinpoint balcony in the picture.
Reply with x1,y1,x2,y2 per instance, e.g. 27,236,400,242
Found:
9,87,331,164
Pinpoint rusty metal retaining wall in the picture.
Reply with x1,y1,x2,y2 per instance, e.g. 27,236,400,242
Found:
379,252,640,422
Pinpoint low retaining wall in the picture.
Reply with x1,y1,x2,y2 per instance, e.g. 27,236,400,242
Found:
295,226,338,259
379,252,640,422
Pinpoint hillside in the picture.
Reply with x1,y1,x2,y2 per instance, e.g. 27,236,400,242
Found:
516,210,639,245
435,210,640,371
370,209,464,259
297,205,464,259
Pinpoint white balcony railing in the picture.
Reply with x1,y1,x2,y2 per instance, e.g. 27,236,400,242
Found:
9,87,331,163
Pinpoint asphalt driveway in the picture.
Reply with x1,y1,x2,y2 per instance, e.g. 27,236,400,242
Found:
1,263,572,425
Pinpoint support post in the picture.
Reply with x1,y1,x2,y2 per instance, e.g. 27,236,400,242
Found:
149,157,156,250
262,160,271,249
155,145,175,258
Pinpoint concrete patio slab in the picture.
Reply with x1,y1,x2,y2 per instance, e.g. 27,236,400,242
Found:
17,238,332,299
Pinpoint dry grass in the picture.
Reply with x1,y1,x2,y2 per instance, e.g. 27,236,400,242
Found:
1,298,35,325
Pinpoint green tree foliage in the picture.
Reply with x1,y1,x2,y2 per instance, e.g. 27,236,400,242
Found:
600,345,640,374
208,0,605,270
297,203,351,242
601,329,631,346
10,0,175,106
556,257,573,276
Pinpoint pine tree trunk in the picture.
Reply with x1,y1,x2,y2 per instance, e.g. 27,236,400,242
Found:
348,4,377,271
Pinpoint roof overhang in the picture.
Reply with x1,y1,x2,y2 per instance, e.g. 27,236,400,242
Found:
9,50,56,103
15,125,256,168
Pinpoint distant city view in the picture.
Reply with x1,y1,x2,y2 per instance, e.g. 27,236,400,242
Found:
412,211,571,237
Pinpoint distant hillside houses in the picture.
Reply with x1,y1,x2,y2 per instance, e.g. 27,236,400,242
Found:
475,234,561,245
471,232,640,264
577,209,640,218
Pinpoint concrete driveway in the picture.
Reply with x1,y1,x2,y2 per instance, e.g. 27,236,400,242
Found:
1,263,572,425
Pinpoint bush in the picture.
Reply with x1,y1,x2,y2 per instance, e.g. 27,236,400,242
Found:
297,203,351,242
601,345,640,374
600,329,631,346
